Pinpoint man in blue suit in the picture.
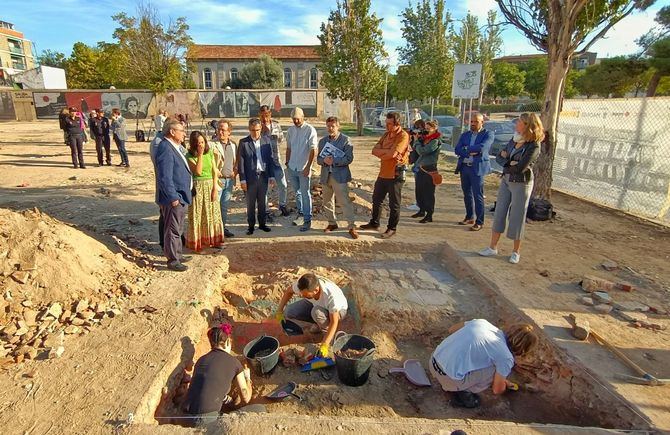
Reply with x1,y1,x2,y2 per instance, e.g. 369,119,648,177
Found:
239,118,276,235
455,114,494,231
155,119,192,271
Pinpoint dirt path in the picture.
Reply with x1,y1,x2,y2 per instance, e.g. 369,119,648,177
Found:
0,120,668,433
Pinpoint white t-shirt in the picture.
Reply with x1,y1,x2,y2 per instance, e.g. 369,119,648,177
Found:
432,319,514,381
292,277,348,313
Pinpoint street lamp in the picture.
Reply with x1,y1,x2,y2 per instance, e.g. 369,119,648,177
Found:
383,56,390,111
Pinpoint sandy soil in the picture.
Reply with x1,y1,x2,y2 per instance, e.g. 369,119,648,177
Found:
0,120,668,433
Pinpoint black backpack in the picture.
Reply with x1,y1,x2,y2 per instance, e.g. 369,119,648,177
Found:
135,129,146,142
527,198,555,221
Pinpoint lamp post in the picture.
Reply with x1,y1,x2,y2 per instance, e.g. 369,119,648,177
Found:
383,56,390,111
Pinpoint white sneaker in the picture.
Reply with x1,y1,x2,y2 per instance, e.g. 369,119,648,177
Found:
292,215,304,226
509,252,520,264
407,204,420,211
478,247,498,257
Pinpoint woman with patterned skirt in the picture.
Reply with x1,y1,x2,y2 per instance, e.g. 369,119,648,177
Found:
186,131,224,251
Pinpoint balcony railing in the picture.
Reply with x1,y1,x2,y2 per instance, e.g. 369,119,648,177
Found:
8,45,23,55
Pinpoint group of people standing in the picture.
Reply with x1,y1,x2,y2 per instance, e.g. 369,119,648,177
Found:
58,107,130,168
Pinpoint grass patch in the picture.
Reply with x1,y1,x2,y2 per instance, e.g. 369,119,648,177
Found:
340,123,376,136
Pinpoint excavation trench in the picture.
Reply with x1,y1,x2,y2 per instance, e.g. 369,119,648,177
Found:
144,240,649,430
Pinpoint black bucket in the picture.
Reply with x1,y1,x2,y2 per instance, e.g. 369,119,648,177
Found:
243,335,280,375
332,331,376,387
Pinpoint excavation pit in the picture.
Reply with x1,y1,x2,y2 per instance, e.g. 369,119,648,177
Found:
149,241,650,431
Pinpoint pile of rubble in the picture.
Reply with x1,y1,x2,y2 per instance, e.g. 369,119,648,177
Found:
0,208,147,366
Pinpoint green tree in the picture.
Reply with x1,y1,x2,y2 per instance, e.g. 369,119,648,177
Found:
519,57,547,100
65,43,105,89
572,57,649,97
478,11,504,102
573,65,602,97
397,0,454,104
36,50,66,69
238,55,284,89
647,37,670,95
496,0,656,202
112,2,192,92
317,0,387,136
487,62,525,100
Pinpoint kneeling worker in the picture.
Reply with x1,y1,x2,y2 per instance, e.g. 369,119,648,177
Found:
430,319,538,408
183,324,253,425
274,272,348,357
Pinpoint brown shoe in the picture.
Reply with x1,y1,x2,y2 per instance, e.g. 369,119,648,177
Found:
470,224,483,231
324,224,338,233
348,228,359,239
459,218,475,225
380,229,396,239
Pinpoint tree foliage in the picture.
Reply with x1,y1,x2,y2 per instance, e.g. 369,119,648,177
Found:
397,0,454,101
573,56,649,97
65,43,106,89
36,50,66,69
237,55,284,89
487,62,525,99
317,0,387,135
496,0,656,201
112,2,192,92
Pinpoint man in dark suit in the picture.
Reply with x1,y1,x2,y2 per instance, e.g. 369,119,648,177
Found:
455,114,494,231
238,118,276,235
155,119,192,271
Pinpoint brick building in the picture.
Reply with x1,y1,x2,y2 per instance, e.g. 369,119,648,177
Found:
188,45,321,90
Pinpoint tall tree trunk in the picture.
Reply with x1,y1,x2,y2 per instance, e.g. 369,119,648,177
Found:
355,96,363,136
646,71,661,97
532,51,571,201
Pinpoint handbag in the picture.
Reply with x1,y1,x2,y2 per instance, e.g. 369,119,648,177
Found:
420,166,443,186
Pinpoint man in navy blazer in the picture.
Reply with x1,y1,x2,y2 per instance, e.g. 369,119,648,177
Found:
239,118,276,235
455,114,494,231
155,119,192,271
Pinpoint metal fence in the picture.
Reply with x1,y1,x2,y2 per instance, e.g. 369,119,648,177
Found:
553,97,670,225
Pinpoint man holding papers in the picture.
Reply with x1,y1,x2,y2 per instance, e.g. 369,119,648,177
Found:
316,116,358,239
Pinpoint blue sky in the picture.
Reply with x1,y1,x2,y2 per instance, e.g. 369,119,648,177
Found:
5,0,663,70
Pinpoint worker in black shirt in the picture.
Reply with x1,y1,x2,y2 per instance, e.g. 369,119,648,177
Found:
64,107,86,169
183,324,253,426
93,109,112,166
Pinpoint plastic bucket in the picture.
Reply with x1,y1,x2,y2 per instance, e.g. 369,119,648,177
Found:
332,331,376,387
243,335,280,375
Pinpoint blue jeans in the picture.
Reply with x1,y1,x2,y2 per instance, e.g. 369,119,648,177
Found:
460,165,485,225
287,167,312,222
113,135,129,164
218,178,235,226
267,163,288,207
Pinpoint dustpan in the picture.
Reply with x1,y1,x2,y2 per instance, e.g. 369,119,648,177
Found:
389,359,431,386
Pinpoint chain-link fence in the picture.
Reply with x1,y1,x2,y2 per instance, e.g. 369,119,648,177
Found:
553,97,670,225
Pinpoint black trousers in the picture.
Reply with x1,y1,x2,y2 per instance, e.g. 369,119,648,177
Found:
246,175,269,228
371,177,403,231
68,133,85,168
416,164,437,217
95,135,111,164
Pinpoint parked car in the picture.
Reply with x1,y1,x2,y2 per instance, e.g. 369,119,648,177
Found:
364,107,384,125
485,120,515,155
431,115,460,143
462,110,490,122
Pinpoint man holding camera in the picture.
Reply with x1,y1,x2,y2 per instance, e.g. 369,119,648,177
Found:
454,114,494,231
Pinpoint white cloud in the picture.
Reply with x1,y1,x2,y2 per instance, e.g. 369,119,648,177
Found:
587,13,655,57
276,27,320,45
159,0,265,26
461,0,498,20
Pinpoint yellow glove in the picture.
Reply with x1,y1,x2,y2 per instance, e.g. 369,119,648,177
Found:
318,343,329,358
275,311,285,322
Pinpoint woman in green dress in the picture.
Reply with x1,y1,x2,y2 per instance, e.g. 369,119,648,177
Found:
186,131,224,251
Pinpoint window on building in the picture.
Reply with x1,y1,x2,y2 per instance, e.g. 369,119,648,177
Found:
10,55,26,70
203,68,213,89
284,68,292,88
231,68,238,81
309,68,318,89
7,38,22,54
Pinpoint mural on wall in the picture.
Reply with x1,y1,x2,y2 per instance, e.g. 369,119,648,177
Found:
162,91,199,119
0,92,16,120
33,92,67,118
260,92,285,113
64,92,102,114
101,92,153,119
196,92,260,118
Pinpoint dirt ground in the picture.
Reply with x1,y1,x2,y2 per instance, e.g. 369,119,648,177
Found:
0,119,668,433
